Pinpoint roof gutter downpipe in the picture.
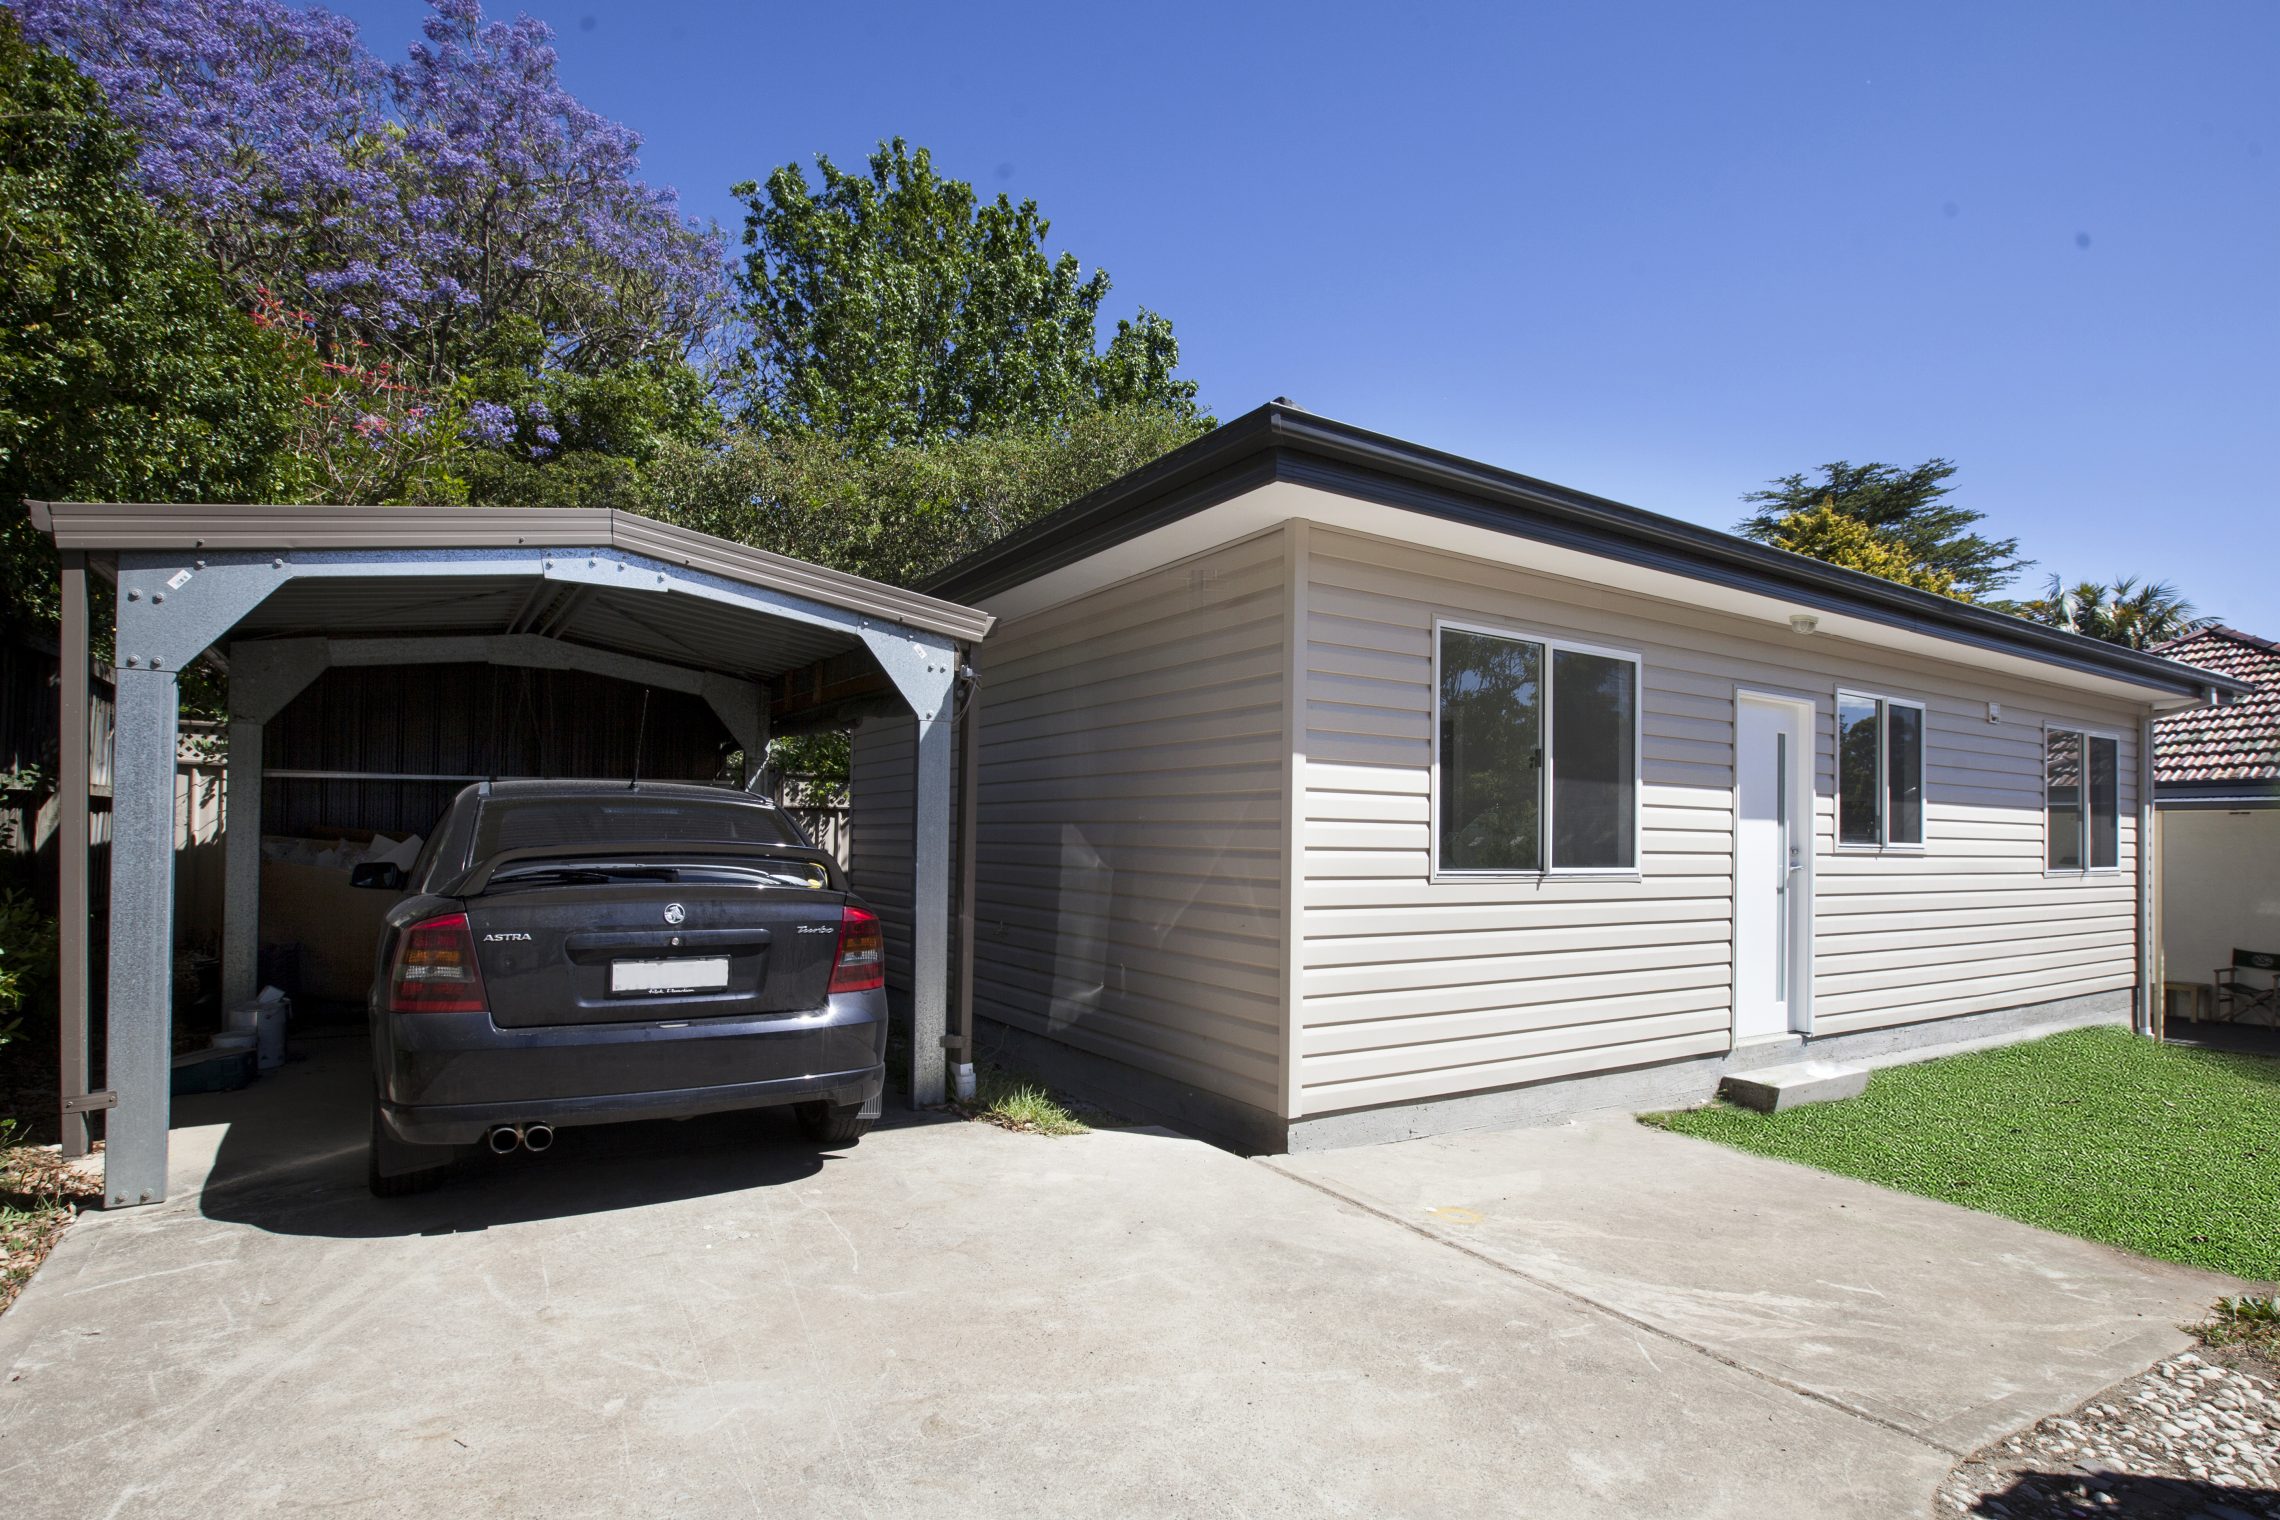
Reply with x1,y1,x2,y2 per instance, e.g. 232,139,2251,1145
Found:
951,645,980,1103
2137,710,2159,1040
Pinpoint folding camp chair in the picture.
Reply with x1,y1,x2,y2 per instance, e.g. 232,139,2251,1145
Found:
2212,948,2280,1027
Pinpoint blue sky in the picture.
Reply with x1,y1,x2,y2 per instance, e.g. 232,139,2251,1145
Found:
333,1,2277,624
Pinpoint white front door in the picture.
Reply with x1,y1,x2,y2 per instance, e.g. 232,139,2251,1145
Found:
1735,696,1808,1042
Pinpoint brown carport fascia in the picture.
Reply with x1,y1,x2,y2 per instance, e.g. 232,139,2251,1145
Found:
25,500,994,645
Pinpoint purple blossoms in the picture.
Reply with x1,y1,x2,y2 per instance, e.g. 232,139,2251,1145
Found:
12,0,728,374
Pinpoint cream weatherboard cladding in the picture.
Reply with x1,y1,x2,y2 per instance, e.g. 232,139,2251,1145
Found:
1294,526,2142,1117
855,509,2155,1130
857,529,1292,1113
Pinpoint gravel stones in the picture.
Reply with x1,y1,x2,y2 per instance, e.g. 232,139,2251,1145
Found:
1938,1349,2280,1518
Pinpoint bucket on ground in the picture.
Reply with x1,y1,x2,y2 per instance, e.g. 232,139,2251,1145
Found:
228,988,292,1071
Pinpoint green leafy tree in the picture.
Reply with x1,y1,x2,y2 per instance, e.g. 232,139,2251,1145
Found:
1765,501,1961,597
731,139,1200,445
455,315,721,510
2015,575,2216,649
1737,459,2026,602
647,402,1205,589
0,12,302,627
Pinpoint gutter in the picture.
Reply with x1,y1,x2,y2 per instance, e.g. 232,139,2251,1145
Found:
926,403,2251,703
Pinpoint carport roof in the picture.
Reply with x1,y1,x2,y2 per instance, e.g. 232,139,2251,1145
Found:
27,501,993,649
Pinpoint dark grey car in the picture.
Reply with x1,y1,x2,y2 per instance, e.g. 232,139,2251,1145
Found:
357,780,887,1196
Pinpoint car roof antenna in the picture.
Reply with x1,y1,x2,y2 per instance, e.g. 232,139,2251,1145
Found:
629,687,651,790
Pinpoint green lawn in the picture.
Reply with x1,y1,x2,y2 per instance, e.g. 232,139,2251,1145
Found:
1642,1027,2280,1283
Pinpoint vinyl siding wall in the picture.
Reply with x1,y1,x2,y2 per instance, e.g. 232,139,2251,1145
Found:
1296,526,2144,1117
852,529,1292,1114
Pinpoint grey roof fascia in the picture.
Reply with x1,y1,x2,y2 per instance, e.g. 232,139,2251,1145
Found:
26,501,993,645
924,404,2248,702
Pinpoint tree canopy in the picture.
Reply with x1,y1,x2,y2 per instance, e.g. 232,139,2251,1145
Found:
13,0,731,516
0,11,303,626
2014,576,2217,650
14,0,729,379
731,139,1200,445
1762,502,1961,598
1736,459,2026,603
653,402,1207,590
7,4,1212,624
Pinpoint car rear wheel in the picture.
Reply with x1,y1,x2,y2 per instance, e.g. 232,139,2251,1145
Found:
368,1103,450,1197
796,1100,875,1145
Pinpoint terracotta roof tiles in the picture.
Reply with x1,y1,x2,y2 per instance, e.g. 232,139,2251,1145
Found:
2154,628,2280,786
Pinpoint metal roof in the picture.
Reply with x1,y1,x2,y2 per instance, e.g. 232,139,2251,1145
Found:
27,501,993,646
925,402,2248,703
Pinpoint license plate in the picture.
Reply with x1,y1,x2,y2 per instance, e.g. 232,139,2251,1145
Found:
610,957,730,995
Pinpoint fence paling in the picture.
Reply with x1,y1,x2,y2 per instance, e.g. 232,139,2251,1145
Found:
787,806,850,867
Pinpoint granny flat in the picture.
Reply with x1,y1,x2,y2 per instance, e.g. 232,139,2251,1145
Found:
853,403,2239,1150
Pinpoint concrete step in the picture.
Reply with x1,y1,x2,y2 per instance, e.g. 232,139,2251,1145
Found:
1717,1061,1869,1114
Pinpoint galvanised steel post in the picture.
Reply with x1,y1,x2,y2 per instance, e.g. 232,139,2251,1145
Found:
103,664,180,1206
56,552,92,1159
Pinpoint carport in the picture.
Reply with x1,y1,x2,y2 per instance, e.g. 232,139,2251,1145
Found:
28,502,993,1208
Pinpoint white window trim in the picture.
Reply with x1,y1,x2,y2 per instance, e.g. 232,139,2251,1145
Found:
2043,723,2126,876
1833,689,1929,853
1430,616,1645,881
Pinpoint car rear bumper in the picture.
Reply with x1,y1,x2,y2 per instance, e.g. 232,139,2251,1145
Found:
382,1066,881,1145
376,989,887,1146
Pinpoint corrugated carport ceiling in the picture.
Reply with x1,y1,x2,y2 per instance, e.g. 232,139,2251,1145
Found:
226,575,865,680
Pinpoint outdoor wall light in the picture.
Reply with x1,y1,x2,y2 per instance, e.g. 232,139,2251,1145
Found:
1789,614,1820,635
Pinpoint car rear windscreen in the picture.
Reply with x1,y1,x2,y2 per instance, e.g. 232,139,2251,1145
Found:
472,796,803,858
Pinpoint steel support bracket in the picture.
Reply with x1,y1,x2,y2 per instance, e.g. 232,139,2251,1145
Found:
61,1090,119,1114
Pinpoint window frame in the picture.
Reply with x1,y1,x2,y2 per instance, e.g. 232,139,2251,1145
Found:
1430,616,1645,881
1833,689,1929,853
2043,723,2124,876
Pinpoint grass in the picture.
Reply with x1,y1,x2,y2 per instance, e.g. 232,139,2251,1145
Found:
957,1063,1093,1136
1641,1026,2280,1282
1,1131,102,1318
2192,1295,2280,1360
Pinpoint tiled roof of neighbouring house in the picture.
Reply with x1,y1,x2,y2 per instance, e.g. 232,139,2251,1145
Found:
2154,627,2280,786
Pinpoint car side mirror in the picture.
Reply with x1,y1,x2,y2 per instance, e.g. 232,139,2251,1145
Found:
350,862,406,892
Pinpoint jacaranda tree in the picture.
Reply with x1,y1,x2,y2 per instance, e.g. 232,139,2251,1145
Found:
12,0,729,380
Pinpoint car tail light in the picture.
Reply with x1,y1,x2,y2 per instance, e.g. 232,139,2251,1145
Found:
387,912,488,1014
828,905,884,994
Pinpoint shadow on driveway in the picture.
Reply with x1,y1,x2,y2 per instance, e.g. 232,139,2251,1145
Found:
177,1029,943,1240
1972,1468,2280,1518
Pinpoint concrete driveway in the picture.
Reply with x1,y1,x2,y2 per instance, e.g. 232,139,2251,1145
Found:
1269,1119,2233,1456
0,1039,2233,1519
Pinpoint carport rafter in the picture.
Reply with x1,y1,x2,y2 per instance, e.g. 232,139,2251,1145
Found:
30,503,988,1209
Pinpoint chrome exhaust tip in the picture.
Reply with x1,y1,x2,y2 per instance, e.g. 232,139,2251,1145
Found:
520,1122,555,1154
487,1125,523,1156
